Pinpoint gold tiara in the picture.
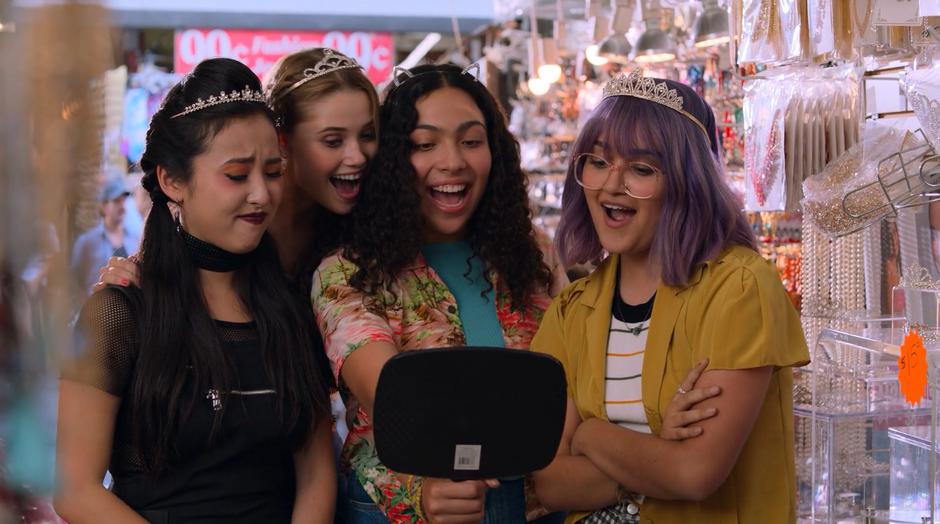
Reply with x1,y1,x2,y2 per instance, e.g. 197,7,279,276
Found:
170,86,267,119
279,49,363,98
602,70,708,137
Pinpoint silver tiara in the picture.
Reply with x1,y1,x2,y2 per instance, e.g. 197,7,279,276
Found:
279,49,363,98
170,86,267,119
602,69,708,137
602,69,683,111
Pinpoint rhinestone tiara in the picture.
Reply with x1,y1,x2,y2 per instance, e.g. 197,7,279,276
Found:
170,86,267,119
603,69,683,111
278,48,363,99
602,70,708,137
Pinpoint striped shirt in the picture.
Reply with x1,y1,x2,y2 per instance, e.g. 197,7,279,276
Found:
604,291,654,433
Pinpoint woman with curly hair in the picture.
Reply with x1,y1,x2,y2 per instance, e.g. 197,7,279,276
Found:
311,64,567,524
312,65,714,524
531,71,809,523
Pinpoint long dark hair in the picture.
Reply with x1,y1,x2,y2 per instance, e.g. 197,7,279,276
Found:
135,58,330,473
346,64,552,308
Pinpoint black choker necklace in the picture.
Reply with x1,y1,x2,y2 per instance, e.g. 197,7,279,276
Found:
177,219,252,272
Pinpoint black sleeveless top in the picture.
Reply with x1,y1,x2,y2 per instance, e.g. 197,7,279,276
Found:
65,287,308,523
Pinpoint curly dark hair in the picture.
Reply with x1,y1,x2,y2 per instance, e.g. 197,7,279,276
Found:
345,64,552,308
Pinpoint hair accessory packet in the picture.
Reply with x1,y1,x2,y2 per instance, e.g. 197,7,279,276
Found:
744,64,862,213
743,69,791,211
801,124,934,237
902,51,940,151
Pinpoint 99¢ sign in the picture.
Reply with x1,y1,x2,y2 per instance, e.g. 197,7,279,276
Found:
174,29,393,84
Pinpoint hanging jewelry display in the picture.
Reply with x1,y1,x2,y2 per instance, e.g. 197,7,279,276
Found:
796,98,870,503
746,65,861,213
743,78,789,210
809,0,836,70
863,223,885,314
833,233,867,314
831,0,856,60
738,0,785,64
852,0,876,47
802,126,930,237
778,0,804,61
797,65,864,332
746,110,782,207
903,64,940,150
800,218,840,350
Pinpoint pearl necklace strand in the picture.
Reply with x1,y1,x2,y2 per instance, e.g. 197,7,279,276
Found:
798,147,871,496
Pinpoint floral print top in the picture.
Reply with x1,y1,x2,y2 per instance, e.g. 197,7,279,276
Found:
311,247,563,524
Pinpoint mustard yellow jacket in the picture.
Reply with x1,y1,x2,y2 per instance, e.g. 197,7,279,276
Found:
532,246,809,523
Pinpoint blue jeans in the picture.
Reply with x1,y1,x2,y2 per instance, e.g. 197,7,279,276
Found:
337,473,529,523
337,472,387,524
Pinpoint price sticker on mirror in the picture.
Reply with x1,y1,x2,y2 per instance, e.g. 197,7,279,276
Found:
899,329,928,406
453,444,481,471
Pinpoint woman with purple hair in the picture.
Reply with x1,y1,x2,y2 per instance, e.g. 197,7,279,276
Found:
531,70,809,523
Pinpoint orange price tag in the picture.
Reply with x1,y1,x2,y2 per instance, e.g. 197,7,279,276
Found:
899,329,928,406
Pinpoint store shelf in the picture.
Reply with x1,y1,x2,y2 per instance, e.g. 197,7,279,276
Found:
816,327,902,357
795,324,934,522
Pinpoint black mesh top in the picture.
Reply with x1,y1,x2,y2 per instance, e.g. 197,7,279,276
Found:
63,287,299,524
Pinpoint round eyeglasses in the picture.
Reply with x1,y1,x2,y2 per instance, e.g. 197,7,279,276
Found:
572,153,660,199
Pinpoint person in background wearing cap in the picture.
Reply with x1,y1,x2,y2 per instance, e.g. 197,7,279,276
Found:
70,177,141,299
122,170,151,241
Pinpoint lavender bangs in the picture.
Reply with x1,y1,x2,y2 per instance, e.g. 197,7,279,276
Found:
554,95,757,287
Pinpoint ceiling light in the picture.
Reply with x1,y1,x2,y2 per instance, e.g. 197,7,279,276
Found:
634,2,675,63
526,38,550,95
527,76,550,96
634,27,675,63
585,44,609,66
694,0,730,48
538,63,563,83
598,33,632,65
538,38,562,83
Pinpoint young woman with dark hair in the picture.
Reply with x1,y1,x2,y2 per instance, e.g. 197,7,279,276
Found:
311,64,565,524
55,58,334,524
310,65,717,524
95,47,379,289
531,71,809,523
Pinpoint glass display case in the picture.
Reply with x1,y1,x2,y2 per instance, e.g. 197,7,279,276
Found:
795,326,935,523
889,425,940,522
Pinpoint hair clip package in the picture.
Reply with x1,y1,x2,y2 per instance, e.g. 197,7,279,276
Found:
802,124,927,236
807,0,836,57
777,0,804,62
744,75,791,210
738,0,785,64
747,64,862,212
850,0,877,49
902,53,940,151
